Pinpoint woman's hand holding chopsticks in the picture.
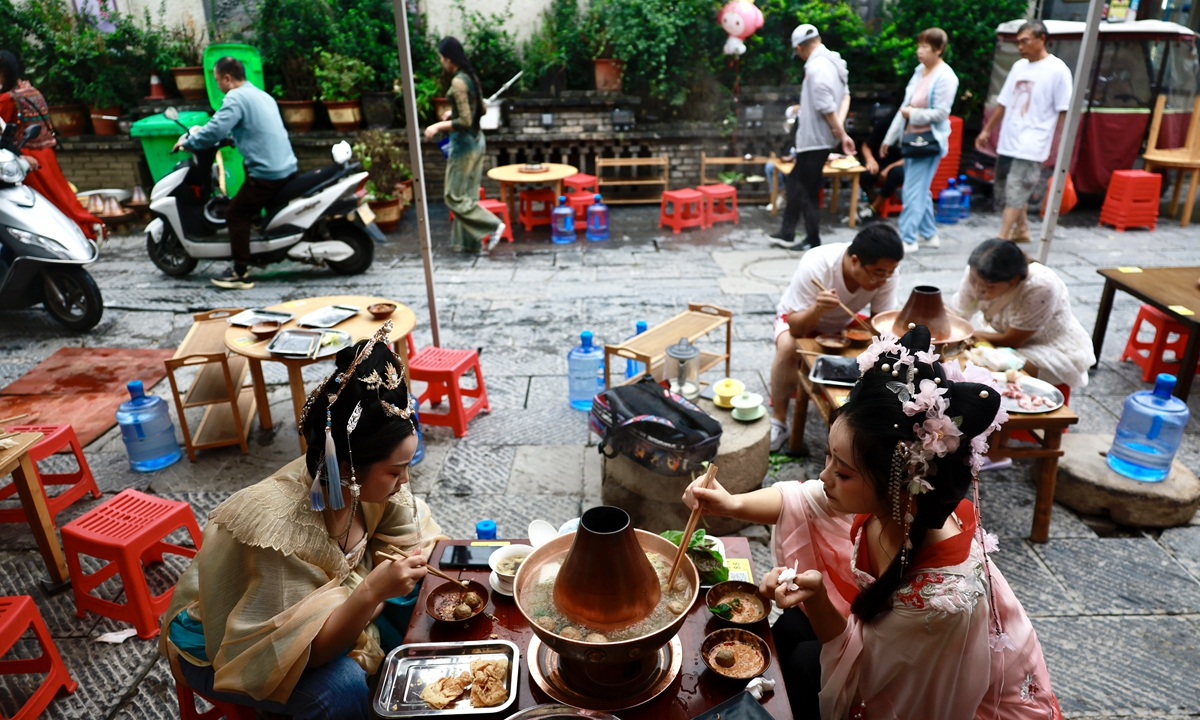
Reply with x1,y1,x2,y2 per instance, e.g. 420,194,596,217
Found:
683,476,738,517
366,546,429,600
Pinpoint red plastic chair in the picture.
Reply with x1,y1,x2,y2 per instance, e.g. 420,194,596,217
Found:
0,595,77,720
563,173,598,195
659,189,705,234
408,346,491,438
0,424,100,525
175,681,256,720
518,188,556,231
61,489,202,639
1100,169,1161,231
1121,303,1197,382
566,193,593,222
697,183,738,227
478,199,514,242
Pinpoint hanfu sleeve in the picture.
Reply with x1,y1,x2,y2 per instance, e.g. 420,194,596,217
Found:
772,480,858,615
368,484,447,561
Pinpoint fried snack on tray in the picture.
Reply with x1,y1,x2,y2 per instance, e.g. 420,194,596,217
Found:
420,672,472,709
469,658,509,708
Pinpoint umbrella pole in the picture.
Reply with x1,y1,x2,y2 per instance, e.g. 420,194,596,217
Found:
390,0,440,348
1037,0,1103,265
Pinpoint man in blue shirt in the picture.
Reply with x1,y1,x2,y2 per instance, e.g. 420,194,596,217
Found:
174,57,297,289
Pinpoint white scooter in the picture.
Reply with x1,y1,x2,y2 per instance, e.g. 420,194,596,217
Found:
144,107,383,277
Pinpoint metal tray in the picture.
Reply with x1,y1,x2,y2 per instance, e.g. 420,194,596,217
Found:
266,329,352,358
373,640,520,718
992,372,1065,414
807,354,859,388
296,304,360,328
225,309,294,327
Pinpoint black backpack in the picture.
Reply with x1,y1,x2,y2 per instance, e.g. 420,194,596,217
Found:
589,376,723,476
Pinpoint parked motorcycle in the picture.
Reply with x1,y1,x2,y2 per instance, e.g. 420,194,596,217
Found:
0,123,103,331
145,107,383,278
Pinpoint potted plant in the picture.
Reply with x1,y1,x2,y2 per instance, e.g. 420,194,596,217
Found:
274,54,319,132
22,0,88,134
65,18,147,135
315,50,376,132
584,6,622,92
352,129,410,232
159,20,206,101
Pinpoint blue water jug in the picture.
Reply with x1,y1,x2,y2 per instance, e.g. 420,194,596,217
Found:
411,408,425,467
935,178,961,224
567,330,605,410
586,194,609,241
957,174,972,219
551,196,575,244
1107,374,1190,482
476,519,497,540
116,380,182,472
624,320,648,379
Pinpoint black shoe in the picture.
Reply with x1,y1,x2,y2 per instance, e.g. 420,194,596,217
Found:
770,233,818,251
211,265,254,290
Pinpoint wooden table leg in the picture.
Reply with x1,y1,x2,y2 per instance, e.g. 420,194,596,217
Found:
1174,321,1200,401
788,380,810,455
1169,168,1184,217
1181,168,1199,227
1091,278,1116,369
831,175,840,217
12,453,70,585
287,364,309,453
247,358,273,430
1030,430,1063,543
848,173,861,229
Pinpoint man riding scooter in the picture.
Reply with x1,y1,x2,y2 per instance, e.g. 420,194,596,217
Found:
173,56,297,290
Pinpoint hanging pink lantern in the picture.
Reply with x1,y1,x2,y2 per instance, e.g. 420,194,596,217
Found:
718,0,764,56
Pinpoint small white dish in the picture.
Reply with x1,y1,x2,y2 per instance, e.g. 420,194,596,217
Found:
528,520,557,549
489,570,513,597
557,517,580,535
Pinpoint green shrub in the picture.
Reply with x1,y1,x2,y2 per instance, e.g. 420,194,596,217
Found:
256,0,335,100
352,129,410,200
19,0,78,104
522,0,590,91
453,0,522,97
315,50,376,101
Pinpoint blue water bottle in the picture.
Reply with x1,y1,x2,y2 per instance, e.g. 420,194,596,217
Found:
551,196,575,244
116,380,182,472
1107,374,1190,482
567,330,605,410
957,174,972,219
586,194,609,241
624,320,648,379
935,178,961,224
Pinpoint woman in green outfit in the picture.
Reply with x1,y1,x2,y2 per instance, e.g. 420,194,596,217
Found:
424,37,504,253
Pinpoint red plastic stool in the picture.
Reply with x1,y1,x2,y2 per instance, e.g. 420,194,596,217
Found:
1100,170,1161,232
175,681,256,720
518,188,556,231
877,192,903,218
0,424,100,525
0,596,77,720
478,199,514,242
659,189,705,234
1121,303,1194,382
563,173,598,195
408,347,491,437
62,489,202,639
566,193,593,222
697,183,739,227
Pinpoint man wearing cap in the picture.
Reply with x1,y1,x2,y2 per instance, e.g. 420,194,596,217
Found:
771,24,855,252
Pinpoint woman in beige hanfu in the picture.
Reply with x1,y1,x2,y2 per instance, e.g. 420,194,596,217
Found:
160,323,445,719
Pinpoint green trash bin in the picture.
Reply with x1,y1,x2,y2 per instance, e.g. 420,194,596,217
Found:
129,111,246,195
203,44,266,111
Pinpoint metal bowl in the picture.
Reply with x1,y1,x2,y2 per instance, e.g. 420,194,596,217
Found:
513,528,698,666
424,579,489,624
705,581,768,625
700,627,772,680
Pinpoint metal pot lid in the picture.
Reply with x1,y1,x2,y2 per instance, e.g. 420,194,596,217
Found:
665,337,699,361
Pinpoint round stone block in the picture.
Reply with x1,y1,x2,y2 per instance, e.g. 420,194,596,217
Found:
601,397,770,534
1054,433,1200,527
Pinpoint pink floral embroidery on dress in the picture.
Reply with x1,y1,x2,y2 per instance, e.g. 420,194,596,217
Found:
894,572,984,617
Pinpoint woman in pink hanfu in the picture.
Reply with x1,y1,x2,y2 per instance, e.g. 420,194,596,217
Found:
685,325,1061,720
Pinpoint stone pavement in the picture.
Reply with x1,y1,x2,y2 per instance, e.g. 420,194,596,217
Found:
0,197,1198,719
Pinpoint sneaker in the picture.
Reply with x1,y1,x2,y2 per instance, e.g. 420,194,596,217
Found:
485,223,505,252
769,418,789,452
770,234,818,251
903,240,919,254
211,265,254,290
921,234,941,248
978,457,1013,473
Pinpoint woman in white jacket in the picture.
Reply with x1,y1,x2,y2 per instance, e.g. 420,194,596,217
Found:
882,28,959,252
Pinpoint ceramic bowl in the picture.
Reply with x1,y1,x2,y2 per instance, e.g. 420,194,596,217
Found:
425,579,489,624
488,544,535,587
249,320,281,339
367,302,396,319
845,328,872,346
700,628,772,680
705,581,768,625
712,378,745,409
816,333,850,350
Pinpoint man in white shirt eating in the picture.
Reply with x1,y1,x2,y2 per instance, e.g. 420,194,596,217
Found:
768,224,904,451
974,20,1072,243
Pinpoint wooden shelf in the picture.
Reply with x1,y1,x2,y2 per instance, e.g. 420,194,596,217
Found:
603,303,733,389
182,354,248,408
192,386,256,449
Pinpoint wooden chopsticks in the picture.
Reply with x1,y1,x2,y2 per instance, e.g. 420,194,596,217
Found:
0,413,28,426
667,463,718,589
809,278,876,335
375,545,468,588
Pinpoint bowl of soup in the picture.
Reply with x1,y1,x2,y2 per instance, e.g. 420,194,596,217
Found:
701,628,771,680
489,544,534,594
705,581,767,625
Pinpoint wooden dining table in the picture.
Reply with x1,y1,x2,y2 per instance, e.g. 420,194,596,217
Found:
400,537,794,720
486,163,579,228
789,338,1078,543
224,295,416,453
769,157,866,228
1091,265,1200,400
0,431,71,590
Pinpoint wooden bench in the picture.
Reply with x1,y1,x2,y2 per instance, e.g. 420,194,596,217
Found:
595,156,670,204
700,152,770,185
164,308,258,462
603,303,733,388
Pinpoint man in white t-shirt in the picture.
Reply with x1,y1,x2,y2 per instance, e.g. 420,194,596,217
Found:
975,20,1072,243
768,224,905,451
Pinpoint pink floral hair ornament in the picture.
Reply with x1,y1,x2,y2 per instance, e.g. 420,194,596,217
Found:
718,0,764,55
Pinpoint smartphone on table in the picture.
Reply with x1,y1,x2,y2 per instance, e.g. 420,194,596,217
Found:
439,544,504,569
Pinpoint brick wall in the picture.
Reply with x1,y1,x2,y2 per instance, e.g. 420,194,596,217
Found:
55,137,151,192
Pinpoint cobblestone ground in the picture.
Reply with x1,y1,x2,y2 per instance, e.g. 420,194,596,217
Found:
0,196,1198,719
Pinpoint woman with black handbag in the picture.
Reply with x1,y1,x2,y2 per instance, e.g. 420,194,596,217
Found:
880,29,958,254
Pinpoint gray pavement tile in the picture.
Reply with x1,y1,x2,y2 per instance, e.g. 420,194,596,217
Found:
424,493,581,541
1160,526,1200,582
526,375,570,409
1065,395,1121,435
1035,537,1200,614
0,495,108,551
978,477,1096,540
462,405,591,446
988,539,1083,617
507,445,585,496
435,444,515,496
0,551,106,637
471,374,528,410
1034,615,1200,717
108,656,179,720
478,347,567,377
